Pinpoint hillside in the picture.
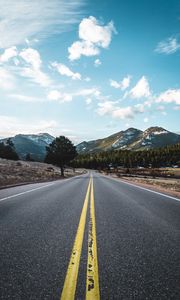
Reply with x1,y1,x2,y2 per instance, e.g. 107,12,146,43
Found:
1,127,180,160
76,127,180,153
0,158,85,188
1,133,54,161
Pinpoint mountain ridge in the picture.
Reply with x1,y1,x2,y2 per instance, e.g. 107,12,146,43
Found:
76,126,180,153
1,133,54,161
0,127,180,160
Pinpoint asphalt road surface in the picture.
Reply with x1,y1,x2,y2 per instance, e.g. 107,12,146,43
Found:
0,172,180,299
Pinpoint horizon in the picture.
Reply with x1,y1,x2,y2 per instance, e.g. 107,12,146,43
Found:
1,125,180,145
0,0,179,143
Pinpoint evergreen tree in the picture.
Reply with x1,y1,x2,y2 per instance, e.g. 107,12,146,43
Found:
0,139,19,161
45,136,77,176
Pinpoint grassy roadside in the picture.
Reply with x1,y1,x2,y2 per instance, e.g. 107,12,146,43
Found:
100,169,180,199
0,158,85,189
119,177,180,199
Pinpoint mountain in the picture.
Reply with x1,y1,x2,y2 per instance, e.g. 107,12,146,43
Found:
1,133,54,161
1,127,179,160
76,127,180,154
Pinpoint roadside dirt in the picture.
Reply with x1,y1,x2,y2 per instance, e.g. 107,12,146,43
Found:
0,158,85,189
107,174,180,199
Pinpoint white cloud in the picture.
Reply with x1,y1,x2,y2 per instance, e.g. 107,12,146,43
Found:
112,106,134,119
19,48,51,87
9,94,43,102
134,103,145,113
156,89,180,105
96,101,135,119
0,67,15,89
129,76,150,99
96,100,145,120
94,58,101,67
0,0,83,48
68,16,116,60
47,90,72,103
173,106,180,111
76,87,101,98
85,98,92,105
47,87,101,104
96,101,117,116
144,117,149,123
155,37,180,54
20,48,41,68
110,75,131,90
84,77,91,82
0,115,58,137
68,40,99,61
0,46,18,63
157,105,165,111
13,58,20,66
20,67,51,87
51,62,81,80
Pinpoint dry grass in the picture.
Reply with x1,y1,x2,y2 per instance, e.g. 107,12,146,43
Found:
0,158,83,188
120,176,180,199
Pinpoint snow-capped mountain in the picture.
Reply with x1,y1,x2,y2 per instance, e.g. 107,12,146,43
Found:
76,127,180,153
1,133,54,161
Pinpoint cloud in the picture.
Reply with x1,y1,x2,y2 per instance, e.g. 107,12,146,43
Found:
128,76,150,99
96,100,145,120
85,98,92,105
96,101,135,119
96,101,117,116
155,37,180,54
47,90,72,103
111,106,134,119
51,62,81,80
0,46,18,63
110,75,131,90
156,89,180,105
84,77,91,82
0,0,83,48
76,87,101,98
19,48,51,87
0,115,58,137
19,48,41,68
47,87,101,104
143,117,149,123
0,67,15,89
94,58,102,67
68,16,116,60
9,94,44,102
68,41,99,61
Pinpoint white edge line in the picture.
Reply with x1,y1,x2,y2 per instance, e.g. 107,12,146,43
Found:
101,174,180,203
0,182,55,202
0,172,88,203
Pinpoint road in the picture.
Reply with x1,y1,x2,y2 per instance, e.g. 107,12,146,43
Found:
0,172,180,299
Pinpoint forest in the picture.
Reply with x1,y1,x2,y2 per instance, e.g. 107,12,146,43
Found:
72,143,180,170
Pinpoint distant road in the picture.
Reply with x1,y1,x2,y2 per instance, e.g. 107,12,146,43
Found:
0,172,180,299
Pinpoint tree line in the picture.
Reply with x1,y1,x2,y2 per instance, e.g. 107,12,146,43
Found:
72,143,180,169
1,136,179,175
0,139,19,161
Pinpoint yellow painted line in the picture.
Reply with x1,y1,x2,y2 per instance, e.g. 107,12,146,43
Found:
86,176,100,300
61,177,92,300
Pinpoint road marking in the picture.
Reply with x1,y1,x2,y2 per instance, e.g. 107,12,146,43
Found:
86,176,100,300
101,174,180,202
0,183,55,202
61,178,92,300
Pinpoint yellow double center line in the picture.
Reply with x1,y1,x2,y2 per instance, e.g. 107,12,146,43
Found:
61,176,100,300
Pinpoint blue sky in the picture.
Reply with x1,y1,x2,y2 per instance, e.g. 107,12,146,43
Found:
0,0,179,143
